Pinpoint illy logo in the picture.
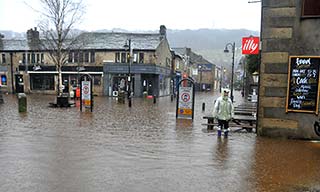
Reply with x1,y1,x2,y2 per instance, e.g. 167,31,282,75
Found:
242,37,259,55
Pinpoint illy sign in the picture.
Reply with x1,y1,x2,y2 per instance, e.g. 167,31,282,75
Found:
242,36,259,55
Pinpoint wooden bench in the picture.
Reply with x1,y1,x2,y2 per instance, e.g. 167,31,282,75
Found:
203,115,256,132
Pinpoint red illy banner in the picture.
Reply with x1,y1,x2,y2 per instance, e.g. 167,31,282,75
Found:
242,36,259,55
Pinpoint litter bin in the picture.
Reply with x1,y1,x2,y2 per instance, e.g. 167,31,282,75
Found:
18,93,27,112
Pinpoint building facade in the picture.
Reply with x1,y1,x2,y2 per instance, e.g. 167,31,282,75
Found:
259,0,320,139
0,26,173,97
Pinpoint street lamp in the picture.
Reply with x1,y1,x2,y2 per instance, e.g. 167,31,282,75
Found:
124,39,132,107
198,65,202,91
224,42,235,102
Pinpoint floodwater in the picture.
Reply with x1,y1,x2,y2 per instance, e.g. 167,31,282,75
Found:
0,91,320,192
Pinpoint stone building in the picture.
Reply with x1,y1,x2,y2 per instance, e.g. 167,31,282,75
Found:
259,0,320,139
172,47,217,92
0,26,173,97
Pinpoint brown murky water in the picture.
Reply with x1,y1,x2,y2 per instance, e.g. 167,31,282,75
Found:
0,91,319,192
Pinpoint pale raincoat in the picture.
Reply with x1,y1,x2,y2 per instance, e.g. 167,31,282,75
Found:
213,89,234,121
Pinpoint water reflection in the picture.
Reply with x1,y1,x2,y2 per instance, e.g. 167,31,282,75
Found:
0,92,320,192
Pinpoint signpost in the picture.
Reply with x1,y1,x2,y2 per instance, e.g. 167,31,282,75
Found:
176,77,195,120
80,74,93,112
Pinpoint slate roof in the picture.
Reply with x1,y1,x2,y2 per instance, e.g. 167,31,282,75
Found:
172,47,214,66
0,32,162,51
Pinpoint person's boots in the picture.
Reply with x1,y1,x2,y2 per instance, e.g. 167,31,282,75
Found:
224,128,230,137
217,127,222,137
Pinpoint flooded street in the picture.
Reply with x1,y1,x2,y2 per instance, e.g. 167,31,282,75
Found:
0,91,320,192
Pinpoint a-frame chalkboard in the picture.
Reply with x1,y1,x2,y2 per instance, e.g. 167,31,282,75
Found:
286,56,320,114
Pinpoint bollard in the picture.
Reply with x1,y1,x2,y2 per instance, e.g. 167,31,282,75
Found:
171,94,174,102
18,93,27,112
118,91,125,104
0,88,3,104
202,102,205,111
153,95,156,104
128,96,132,107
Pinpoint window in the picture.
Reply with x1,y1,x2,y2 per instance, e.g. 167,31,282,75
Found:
90,51,95,63
74,52,79,63
68,52,73,63
79,52,83,63
41,53,44,63
93,75,101,85
121,53,126,63
23,53,26,64
2,54,6,64
31,53,35,63
36,53,40,63
115,52,120,63
139,53,144,63
27,54,31,64
30,74,54,90
85,52,89,63
302,0,320,17
1,75,7,85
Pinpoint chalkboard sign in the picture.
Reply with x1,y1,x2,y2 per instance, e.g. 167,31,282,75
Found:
286,56,320,114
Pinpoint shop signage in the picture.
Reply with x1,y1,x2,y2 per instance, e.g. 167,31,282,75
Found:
286,56,320,114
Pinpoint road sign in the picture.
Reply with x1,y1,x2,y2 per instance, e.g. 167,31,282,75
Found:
176,78,195,120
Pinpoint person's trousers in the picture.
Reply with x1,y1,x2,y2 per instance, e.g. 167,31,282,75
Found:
217,119,229,130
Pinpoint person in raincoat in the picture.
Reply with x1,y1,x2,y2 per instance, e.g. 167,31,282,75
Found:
213,88,234,136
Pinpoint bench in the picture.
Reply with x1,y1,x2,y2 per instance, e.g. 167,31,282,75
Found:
203,115,256,132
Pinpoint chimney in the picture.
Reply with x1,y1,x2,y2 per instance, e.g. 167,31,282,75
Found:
0,33,4,49
27,27,40,49
159,25,166,41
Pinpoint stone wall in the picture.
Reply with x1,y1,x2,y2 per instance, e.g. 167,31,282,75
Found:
259,0,320,139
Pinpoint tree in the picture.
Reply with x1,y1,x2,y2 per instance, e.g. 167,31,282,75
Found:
245,52,260,74
37,0,85,96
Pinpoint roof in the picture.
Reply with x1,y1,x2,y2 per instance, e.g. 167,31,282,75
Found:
0,32,162,51
172,47,213,65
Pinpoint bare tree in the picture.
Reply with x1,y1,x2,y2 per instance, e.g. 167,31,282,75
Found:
37,0,85,96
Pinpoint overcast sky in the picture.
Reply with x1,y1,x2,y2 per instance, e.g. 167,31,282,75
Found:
0,0,261,32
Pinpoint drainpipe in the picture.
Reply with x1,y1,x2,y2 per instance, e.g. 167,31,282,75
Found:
10,53,14,94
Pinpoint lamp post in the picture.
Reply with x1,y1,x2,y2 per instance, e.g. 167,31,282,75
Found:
198,65,202,91
241,61,245,97
224,42,235,102
124,39,132,107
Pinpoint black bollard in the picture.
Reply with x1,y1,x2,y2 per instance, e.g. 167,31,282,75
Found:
170,94,174,102
153,95,156,104
202,102,205,111
128,96,132,107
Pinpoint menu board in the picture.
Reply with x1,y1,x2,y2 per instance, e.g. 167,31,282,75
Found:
286,56,320,114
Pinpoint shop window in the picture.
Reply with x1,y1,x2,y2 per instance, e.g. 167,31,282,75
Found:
93,75,101,85
30,74,54,90
1,75,7,85
302,0,320,17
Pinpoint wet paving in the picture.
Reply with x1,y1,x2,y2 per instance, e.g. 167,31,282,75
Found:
0,91,320,192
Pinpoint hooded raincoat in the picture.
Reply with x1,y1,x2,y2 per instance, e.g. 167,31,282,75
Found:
213,89,234,121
